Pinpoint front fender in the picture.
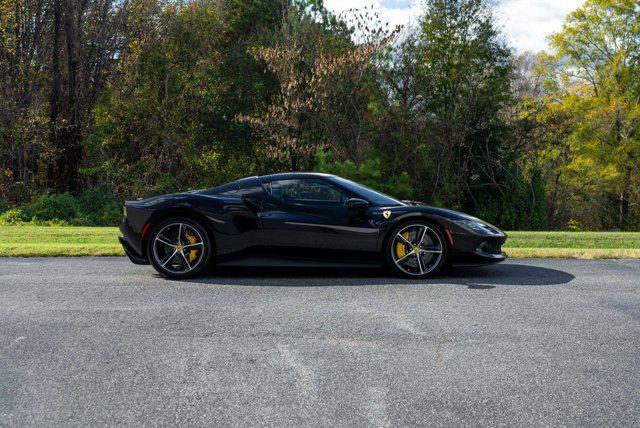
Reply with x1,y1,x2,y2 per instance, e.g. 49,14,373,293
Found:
375,211,460,253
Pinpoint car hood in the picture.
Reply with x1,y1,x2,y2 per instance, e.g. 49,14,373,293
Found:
391,204,471,220
388,203,500,228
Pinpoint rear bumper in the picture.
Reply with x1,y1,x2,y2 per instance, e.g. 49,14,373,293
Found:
119,218,144,252
119,237,148,265
119,220,148,265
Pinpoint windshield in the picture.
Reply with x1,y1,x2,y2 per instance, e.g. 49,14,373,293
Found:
331,176,405,206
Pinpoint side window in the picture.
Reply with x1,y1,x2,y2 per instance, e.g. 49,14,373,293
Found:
267,179,348,206
218,184,262,197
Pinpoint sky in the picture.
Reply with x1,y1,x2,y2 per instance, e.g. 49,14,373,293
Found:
323,0,586,53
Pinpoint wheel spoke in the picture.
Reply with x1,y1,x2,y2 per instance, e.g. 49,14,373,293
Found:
396,234,413,249
420,248,442,254
416,226,427,246
178,223,183,245
416,252,424,274
161,249,178,266
179,251,191,271
183,242,203,249
395,252,414,264
156,237,175,247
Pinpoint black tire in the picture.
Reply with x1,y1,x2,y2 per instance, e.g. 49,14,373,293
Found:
147,217,213,279
385,220,448,279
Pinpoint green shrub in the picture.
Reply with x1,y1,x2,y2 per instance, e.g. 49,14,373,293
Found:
26,193,80,223
78,187,111,214
77,187,122,225
567,219,581,231
152,173,179,196
315,150,415,199
2,188,123,226
0,208,29,225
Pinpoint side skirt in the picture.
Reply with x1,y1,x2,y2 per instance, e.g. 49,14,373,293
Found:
216,255,384,269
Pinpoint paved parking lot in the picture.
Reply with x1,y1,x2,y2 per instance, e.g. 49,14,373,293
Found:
1,257,639,426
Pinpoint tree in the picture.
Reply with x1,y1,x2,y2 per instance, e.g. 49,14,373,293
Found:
375,0,545,228
239,3,397,171
532,0,640,230
0,0,51,202
0,0,128,198
90,0,282,196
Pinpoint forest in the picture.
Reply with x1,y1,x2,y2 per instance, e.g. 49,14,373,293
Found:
0,0,638,230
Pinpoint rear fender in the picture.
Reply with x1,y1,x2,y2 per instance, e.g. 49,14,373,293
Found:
140,208,216,259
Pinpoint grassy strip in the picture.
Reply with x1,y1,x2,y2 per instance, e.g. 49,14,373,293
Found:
7,225,120,243
505,248,640,259
3,226,640,258
6,226,124,257
0,244,124,257
505,231,640,249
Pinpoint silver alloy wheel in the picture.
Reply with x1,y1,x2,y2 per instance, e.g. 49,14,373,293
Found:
152,222,205,274
390,224,444,276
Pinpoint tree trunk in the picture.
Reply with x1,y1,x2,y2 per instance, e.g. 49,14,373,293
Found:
619,161,632,230
48,0,62,190
59,0,84,195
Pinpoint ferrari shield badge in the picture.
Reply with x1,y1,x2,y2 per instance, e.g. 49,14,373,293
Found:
383,210,391,219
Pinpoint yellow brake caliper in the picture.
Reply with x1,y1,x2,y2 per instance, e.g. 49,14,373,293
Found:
395,232,410,258
185,231,199,262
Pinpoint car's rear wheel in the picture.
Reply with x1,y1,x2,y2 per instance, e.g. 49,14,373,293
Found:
386,221,448,278
147,217,212,279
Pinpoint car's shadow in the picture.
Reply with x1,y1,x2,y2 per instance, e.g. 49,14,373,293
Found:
182,263,575,289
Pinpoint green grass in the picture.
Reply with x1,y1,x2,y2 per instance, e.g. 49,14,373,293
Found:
0,226,124,257
1,226,640,258
504,231,640,259
505,231,640,249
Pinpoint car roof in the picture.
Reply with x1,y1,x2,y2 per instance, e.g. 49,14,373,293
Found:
257,172,334,182
202,172,336,194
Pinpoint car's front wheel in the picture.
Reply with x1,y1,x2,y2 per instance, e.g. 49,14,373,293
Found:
147,217,212,279
386,221,448,278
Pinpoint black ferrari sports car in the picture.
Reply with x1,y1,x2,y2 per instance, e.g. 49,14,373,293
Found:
119,173,507,279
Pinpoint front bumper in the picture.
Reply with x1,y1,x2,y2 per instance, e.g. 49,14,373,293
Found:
449,233,507,266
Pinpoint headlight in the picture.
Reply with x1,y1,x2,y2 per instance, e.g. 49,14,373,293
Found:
455,219,501,236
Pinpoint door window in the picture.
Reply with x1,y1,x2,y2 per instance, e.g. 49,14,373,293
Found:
266,178,349,207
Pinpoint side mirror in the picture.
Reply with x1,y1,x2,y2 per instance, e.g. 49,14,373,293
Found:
345,198,369,209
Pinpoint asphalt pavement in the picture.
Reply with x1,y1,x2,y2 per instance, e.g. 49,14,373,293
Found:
1,257,639,426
